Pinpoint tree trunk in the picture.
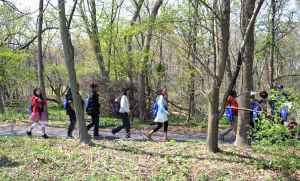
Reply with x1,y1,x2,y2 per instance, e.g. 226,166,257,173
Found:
37,0,48,118
79,0,109,82
138,0,163,121
90,0,109,82
187,0,197,120
0,85,4,114
207,85,220,153
235,0,256,147
127,0,144,105
207,0,230,153
269,0,276,87
58,0,91,144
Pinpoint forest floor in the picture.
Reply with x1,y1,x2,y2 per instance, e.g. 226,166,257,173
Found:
0,123,299,180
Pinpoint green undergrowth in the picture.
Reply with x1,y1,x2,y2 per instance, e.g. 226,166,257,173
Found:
0,136,299,180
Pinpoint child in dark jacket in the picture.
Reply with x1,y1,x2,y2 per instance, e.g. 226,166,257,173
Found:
86,84,100,137
65,88,76,138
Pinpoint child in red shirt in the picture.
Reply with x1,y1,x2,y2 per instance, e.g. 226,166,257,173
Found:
27,88,48,138
220,90,238,140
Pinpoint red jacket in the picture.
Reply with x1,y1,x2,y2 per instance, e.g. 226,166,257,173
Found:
226,96,238,115
31,96,47,113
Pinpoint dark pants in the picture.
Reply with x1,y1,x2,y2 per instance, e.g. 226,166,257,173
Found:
67,110,76,137
87,114,100,136
112,113,130,134
153,121,168,133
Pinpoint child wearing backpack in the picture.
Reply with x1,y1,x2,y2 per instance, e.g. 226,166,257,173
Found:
86,83,100,138
250,94,262,128
220,90,238,140
112,88,131,138
65,88,76,138
27,88,49,139
146,88,169,141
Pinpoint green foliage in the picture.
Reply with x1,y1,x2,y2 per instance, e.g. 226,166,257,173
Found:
251,88,300,146
251,117,293,145
0,48,32,83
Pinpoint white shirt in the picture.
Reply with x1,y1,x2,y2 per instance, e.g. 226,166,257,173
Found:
119,95,130,113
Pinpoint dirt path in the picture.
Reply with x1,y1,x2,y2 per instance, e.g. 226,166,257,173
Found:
0,122,234,143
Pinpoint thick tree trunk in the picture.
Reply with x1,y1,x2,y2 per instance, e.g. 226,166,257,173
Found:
138,0,163,121
207,0,230,153
235,0,256,147
37,0,48,118
207,86,220,153
58,0,91,144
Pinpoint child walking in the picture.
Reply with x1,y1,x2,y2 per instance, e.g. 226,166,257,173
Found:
65,88,76,138
86,84,100,138
27,88,48,139
146,88,169,141
220,90,238,140
112,88,131,138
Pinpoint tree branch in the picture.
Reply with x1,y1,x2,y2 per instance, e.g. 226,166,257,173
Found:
218,0,266,118
67,0,78,30
19,26,58,50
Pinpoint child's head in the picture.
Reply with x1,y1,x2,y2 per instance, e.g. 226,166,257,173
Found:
159,88,167,96
122,88,129,95
259,91,268,99
90,83,98,92
229,90,237,98
33,88,42,98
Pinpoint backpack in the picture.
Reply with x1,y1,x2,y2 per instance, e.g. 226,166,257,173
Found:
279,106,288,122
250,101,262,121
85,96,93,115
225,106,234,123
111,96,121,117
151,100,159,118
28,104,32,114
63,99,69,110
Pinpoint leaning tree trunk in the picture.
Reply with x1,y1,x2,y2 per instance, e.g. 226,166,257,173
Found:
207,0,230,153
235,0,256,147
79,0,109,82
90,0,109,82
127,0,144,107
138,0,163,121
58,0,91,144
37,0,48,118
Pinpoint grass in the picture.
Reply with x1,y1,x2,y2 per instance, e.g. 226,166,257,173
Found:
0,136,299,180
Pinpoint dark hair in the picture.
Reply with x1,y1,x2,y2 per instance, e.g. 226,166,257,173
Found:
33,88,43,99
259,91,268,99
123,88,129,95
229,90,237,97
90,83,98,89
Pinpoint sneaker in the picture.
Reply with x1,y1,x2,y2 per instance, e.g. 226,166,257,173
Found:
66,135,74,139
145,133,153,141
42,134,49,139
26,131,32,136
94,134,100,139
